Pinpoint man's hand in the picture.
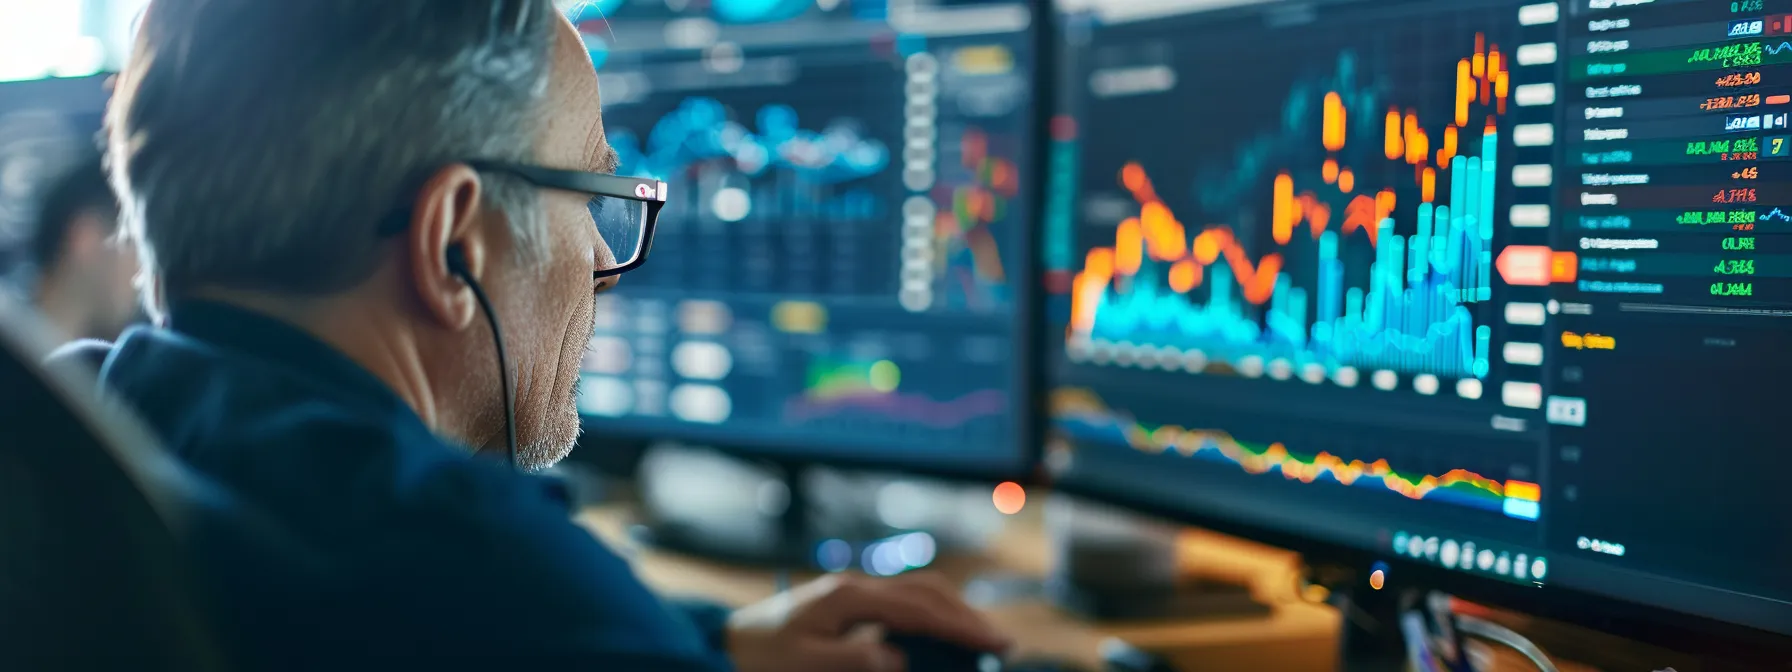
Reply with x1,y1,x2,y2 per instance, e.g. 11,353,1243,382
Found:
724,572,1012,672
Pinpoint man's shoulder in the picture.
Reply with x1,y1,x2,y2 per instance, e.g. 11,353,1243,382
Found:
42,337,114,373
99,327,541,532
94,332,728,666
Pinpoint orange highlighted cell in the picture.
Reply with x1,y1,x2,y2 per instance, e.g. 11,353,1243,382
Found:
1323,159,1340,184
1495,245,1554,286
1770,94,1791,105
1338,169,1356,193
1551,251,1579,282
1504,480,1541,502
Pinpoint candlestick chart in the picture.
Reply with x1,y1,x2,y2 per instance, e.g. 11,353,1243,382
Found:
1068,32,1516,383
935,126,1020,311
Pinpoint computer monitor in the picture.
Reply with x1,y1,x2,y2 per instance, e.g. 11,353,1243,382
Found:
1044,0,1792,653
0,75,112,284
573,0,1043,479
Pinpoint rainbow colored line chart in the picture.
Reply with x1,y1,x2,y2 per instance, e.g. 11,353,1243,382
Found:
784,358,1009,430
1053,389,1542,521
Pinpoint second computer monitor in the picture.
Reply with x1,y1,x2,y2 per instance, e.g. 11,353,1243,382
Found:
575,0,1040,477
1045,0,1792,650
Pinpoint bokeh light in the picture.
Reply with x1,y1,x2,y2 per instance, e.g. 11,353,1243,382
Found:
992,481,1025,514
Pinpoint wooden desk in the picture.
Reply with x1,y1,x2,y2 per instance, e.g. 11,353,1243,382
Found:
578,501,1624,671
580,503,1340,671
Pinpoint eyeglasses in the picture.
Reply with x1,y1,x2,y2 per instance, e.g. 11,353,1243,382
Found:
468,161,667,278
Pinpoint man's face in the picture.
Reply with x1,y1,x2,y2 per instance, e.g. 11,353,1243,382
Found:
498,13,617,469
62,208,141,339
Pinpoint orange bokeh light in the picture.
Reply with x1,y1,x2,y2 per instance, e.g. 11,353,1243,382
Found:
992,482,1026,515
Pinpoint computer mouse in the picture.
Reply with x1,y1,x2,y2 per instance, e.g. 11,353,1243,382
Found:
884,632,1174,672
884,631,994,672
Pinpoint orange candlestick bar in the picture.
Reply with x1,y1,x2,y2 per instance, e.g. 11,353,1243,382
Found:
1385,109,1403,159
1323,91,1347,151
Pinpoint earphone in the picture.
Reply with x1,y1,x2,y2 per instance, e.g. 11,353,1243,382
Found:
447,245,519,470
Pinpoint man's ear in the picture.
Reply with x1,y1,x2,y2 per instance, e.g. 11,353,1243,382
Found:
407,164,493,331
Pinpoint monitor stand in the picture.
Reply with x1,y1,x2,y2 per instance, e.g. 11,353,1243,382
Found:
1332,581,1414,672
1331,581,1564,672
629,445,909,569
967,497,1272,622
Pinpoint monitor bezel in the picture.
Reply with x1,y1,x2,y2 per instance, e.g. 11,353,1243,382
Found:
1046,464,1792,664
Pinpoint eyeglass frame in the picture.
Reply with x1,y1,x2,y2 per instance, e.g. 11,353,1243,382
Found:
471,160,668,279
377,160,669,279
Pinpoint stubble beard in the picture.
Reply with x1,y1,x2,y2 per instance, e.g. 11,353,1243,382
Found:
518,292,598,471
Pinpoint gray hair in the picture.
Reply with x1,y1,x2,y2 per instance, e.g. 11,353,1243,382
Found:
107,0,574,302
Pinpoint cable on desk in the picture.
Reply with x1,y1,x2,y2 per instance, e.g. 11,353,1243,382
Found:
1453,613,1560,672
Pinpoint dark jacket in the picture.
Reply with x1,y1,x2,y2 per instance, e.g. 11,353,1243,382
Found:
87,300,734,669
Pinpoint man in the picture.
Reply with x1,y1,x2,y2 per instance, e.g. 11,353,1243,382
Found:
25,154,138,344
98,1,1010,669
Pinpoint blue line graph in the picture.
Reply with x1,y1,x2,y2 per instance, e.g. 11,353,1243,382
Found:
1196,52,1385,213
569,0,812,23
713,0,811,23
611,97,889,184
1766,41,1792,55
1761,207,1792,223
569,0,625,21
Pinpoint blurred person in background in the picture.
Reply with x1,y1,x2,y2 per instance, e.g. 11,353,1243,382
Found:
27,153,138,343
89,0,1009,670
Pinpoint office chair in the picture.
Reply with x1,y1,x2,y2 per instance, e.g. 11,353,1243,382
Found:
0,303,229,670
